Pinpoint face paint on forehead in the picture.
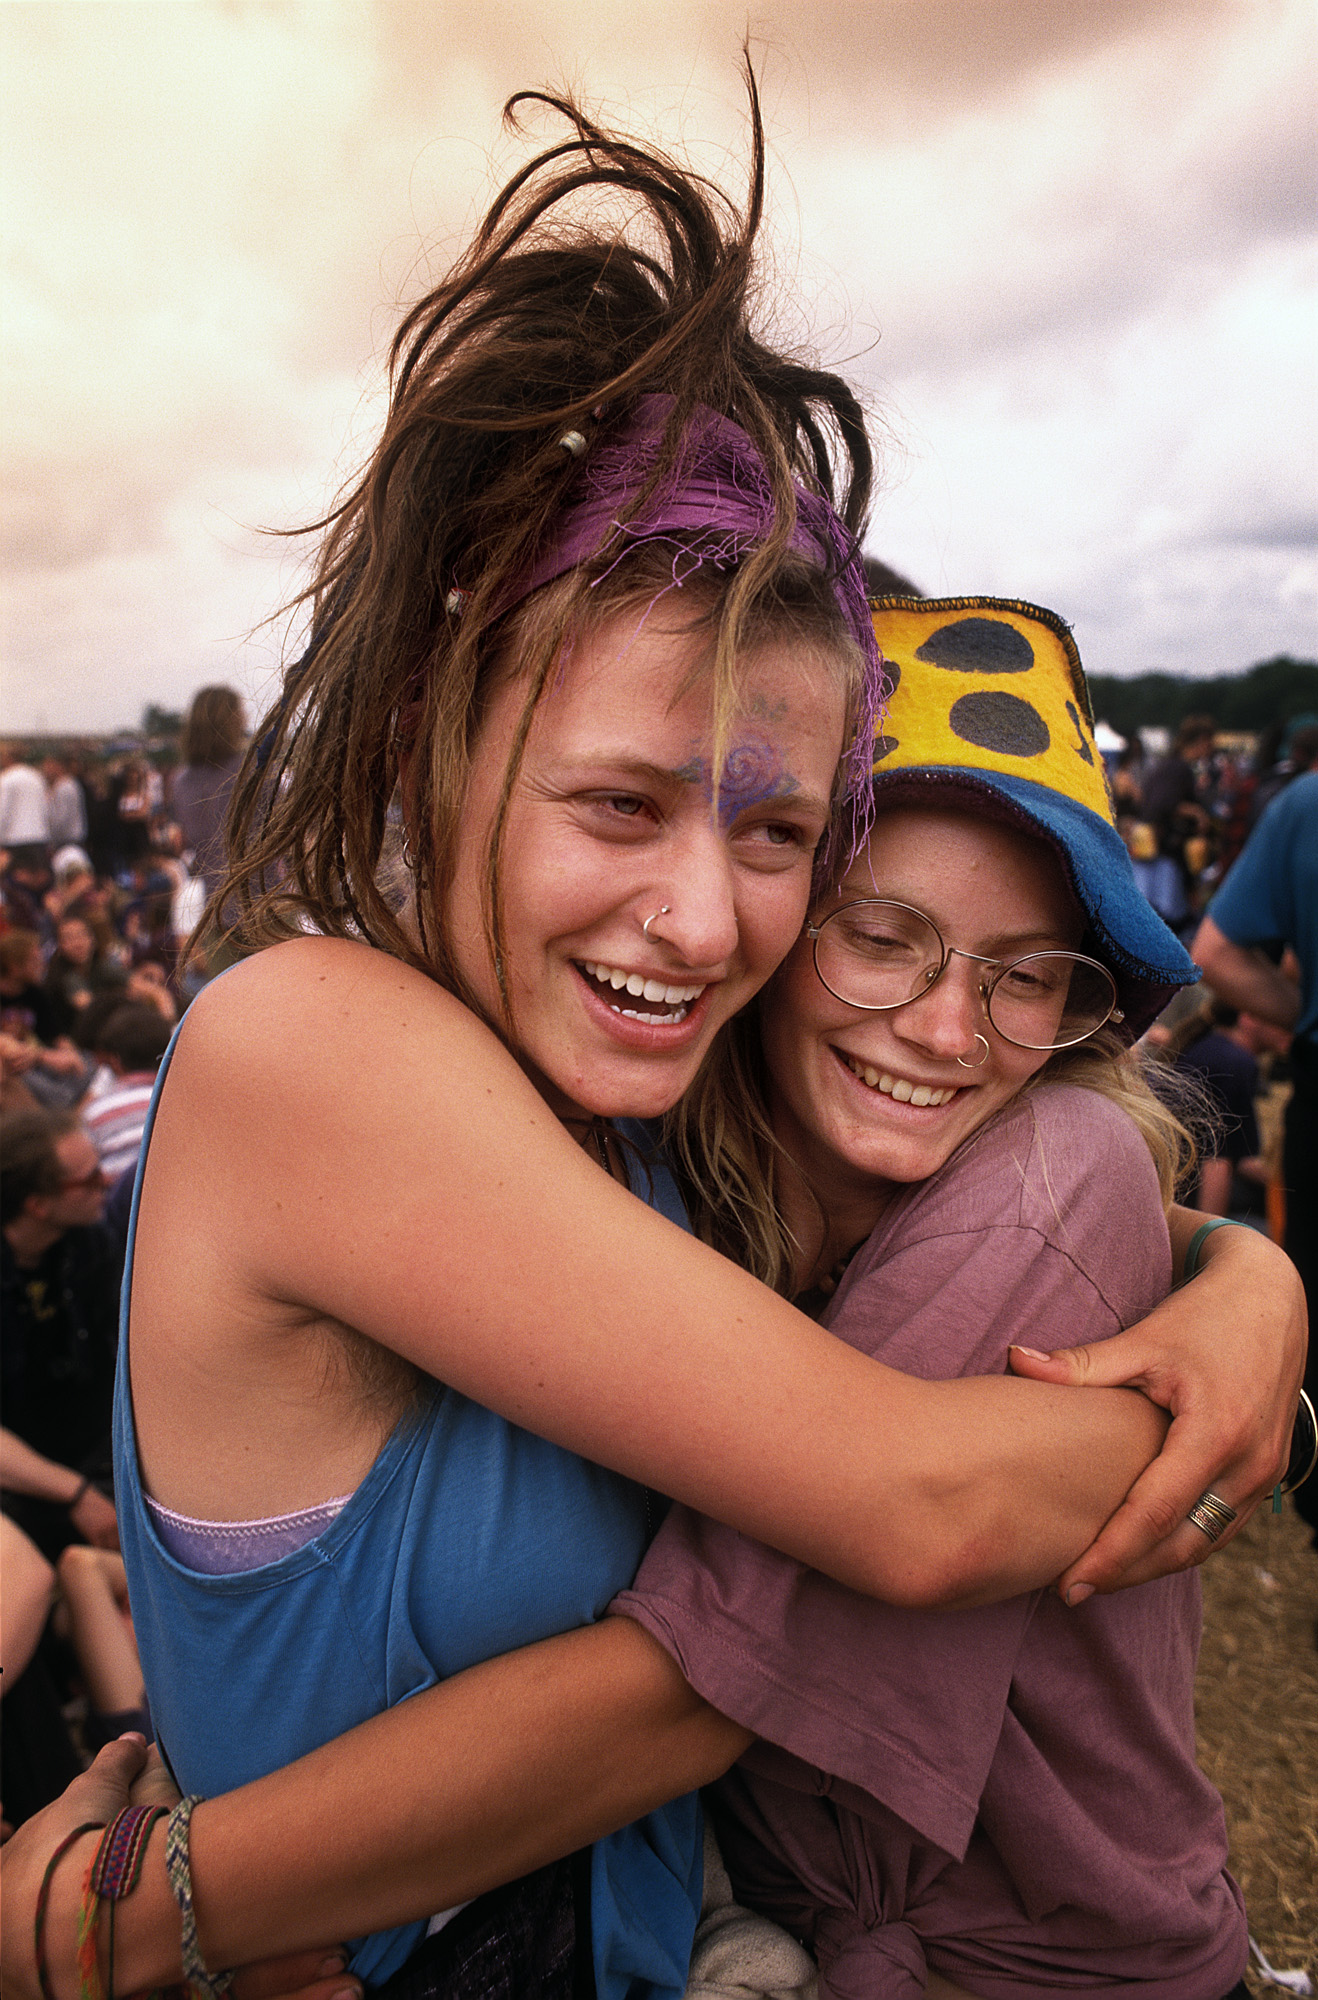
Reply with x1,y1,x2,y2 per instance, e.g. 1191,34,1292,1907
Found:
673,738,803,825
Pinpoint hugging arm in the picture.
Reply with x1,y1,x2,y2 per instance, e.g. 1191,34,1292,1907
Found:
1010,1210,1306,1595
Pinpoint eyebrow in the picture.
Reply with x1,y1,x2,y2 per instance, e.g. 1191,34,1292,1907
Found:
834,895,1079,955
567,755,832,819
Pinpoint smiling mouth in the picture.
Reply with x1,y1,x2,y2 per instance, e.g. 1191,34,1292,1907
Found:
839,1051,959,1107
579,960,707,1025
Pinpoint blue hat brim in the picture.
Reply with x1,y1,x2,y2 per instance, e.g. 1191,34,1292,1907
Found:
868,767,1199,1039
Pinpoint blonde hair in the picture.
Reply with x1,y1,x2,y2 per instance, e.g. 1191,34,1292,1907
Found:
667,1006,1197,1297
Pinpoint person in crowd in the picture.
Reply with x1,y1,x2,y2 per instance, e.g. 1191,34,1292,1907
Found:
40,912,126,1021
619,599,1252,1999
0,744,52,870
44,847,97,929
42,755,88,852
1247,716,1318,831
0,849,53,937
80,1005,171,1184
0,78,1302,2000
1136,715,1216,931
1167,999,1273,1219
1,931,71,1047
170,686,248,903
0,1110,120,1562
1193,754,1318,1540
1,1429,137,1830
0,931,93,1111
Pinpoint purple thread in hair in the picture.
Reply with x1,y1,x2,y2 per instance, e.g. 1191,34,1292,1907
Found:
505,394,888,872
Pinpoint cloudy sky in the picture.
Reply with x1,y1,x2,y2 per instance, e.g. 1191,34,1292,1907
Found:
3,0,1315,732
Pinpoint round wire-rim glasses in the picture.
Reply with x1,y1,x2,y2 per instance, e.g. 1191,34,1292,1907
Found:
807,899,1124,1052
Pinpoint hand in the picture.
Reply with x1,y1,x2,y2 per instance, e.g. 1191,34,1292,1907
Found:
37,1045,89,1079
70,1483,120,1550
0,1736,147,2000
0,1032,40,1077
1010,1222,1305,1599
230,1951,363,2000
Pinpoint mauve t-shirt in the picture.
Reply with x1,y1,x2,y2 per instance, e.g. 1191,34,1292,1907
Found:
615,1085,1245,1998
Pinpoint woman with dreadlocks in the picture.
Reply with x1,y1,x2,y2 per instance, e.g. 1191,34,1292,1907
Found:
2,72,1301,2000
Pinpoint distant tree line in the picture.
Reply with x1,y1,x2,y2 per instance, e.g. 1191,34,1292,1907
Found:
1088,656,1318,737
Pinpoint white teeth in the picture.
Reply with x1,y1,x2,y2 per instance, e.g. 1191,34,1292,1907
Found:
581,962,704,1005
843,1054,955,1106
579,961,706,1021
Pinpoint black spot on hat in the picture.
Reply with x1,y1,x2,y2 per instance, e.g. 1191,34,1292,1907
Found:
872,734,900,763
949,692,1050,758
915,618,1034,674
1065,699,1095,765
881,660,900,694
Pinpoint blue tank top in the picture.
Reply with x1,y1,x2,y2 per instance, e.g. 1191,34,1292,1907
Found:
114,1022,701,1995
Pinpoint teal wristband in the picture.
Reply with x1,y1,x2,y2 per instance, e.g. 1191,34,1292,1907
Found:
1182,1216,1245,1282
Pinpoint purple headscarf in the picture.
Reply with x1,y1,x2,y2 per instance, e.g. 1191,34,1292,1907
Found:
504,392,887,854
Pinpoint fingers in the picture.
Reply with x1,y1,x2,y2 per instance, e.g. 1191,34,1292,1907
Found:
1008,1334,1149,1393
128,1746,181,1810
61,1734,151,1819
230,1950,362,2000
1053,1434,1260,1600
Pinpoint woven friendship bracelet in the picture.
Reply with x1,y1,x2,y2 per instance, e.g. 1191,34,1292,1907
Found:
89,1804,169,1900
75,1805,174,2000
164,1796,232,2000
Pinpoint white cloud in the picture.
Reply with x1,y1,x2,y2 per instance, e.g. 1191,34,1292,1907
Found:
1,0,1314,729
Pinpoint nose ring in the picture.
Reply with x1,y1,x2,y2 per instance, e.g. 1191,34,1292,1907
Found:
642,907,672,938
956,1033,991,1069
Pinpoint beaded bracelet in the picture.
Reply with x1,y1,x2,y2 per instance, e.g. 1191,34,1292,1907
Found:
164,1796,232,2000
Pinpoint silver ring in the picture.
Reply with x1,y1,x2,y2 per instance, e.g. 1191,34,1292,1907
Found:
956,1033,990,1069
1187,1489,1238,1542
558,429,588,457
642,906,671,938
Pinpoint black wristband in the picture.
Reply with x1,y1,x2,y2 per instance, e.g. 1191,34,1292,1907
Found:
67,1475,92,1510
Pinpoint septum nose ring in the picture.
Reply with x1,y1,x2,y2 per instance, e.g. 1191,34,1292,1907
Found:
642,906,672,938
956,1033,991,1070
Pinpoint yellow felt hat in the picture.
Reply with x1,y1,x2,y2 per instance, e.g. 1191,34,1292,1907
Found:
866,596,1197,1036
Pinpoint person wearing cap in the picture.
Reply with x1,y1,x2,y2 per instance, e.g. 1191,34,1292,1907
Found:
618,600,1251,1999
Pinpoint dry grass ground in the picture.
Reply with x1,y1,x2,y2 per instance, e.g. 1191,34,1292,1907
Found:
1195,1500,1318,1988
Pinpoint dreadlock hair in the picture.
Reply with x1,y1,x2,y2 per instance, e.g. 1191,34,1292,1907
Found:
208,60,874,1030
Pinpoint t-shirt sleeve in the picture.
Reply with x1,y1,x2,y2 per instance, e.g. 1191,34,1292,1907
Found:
613,1089,1173,1862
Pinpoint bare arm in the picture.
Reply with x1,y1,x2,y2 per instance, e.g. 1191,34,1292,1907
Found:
133,941,1174,1610
1011,1211,1305,1597
1191,914,1300,1030
3,1620,751,1999
0,1428,119,1548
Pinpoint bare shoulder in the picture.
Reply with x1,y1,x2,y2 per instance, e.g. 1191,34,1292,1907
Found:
175,938,530,1113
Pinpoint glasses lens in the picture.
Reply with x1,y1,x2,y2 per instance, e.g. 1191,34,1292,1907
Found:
987,953,1116,1049
814,902,943,1010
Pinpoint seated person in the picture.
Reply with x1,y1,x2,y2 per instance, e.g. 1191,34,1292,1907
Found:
1,1111,120,1560
620,599,1252,1999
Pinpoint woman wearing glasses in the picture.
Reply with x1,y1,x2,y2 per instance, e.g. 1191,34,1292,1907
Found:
619,599,1255,1997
